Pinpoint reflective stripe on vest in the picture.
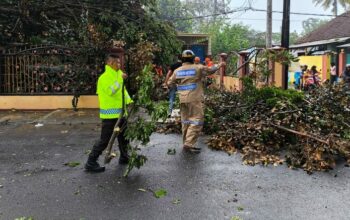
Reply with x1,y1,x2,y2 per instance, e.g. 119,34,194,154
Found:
177,83,197,91
100,108,123,115
109,81,121,94
181,120,204,125
176,69,196,78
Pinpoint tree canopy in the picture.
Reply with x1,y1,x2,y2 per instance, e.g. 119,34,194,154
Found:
313,0,350,16
301,18,330,36
0,0,180,64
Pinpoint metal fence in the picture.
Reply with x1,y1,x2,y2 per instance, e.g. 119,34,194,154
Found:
0,44,103,95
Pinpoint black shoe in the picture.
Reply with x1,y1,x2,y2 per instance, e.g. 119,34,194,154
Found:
183,146,201,154
85,161,105,173
118,156,129,165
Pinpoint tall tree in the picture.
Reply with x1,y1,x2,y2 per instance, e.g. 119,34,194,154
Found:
272,31,300,45
183,0,231,32
0,0,180,62
313,0,350,16
301,18,329,36
154,0,193,32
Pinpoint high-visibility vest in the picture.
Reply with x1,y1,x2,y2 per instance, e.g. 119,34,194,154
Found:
97,65,133,119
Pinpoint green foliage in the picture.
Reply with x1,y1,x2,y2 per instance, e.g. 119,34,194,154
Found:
257,87,304,105
151,101,169,122
200,22,250,56
260,128,274,143
343,130,350,140
154,188,167,198
313,0,350,15
64,162,80,167
123,64,169,177
126,118,156,145
0,0,180,85
184,0,232,31
123,149,148,177
154,0,194,32
135,65,156,110
272,31,300,45
237,206,244,211
251,49,299,85
204,107,218,134
239,77,304,115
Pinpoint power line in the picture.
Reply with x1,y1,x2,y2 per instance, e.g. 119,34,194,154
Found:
171,7,251,21
171,6,342,21
251,7,334,17
227,17,304,22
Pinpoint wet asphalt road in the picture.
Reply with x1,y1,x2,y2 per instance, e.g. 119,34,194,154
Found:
0,109,350,220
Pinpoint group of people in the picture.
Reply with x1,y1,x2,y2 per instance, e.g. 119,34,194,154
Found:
294,64,322,90
85,50,225,172
294,63,350,90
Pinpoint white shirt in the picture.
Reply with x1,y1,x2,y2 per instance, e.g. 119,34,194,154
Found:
331,66,337,76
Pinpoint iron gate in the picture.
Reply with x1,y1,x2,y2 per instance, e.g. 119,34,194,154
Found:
0,44,104,95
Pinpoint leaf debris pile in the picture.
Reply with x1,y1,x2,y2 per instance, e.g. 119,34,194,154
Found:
206,81,350,173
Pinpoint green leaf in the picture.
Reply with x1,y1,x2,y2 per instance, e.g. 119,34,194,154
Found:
64,162,80,167
154,188,167,198
138,188,147,192
172,199,181,205
237,206,244,211
167,148,176,155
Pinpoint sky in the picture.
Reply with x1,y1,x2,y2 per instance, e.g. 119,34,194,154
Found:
227,0,346,33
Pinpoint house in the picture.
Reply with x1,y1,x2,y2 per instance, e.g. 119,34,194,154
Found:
177,33,211,63
290,11,350,78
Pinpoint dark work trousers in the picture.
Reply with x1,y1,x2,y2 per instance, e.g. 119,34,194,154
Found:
330,75,338,85
90,118,129,159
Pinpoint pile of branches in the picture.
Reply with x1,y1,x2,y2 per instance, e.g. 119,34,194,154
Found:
206,79,350,173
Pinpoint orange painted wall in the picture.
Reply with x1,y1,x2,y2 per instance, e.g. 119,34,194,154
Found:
274,62,283,88
214,75,240,91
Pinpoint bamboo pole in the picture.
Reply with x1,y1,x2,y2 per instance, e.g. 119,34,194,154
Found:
270,123,329,145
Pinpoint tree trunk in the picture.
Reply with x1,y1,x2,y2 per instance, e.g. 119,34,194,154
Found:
266,0,272,48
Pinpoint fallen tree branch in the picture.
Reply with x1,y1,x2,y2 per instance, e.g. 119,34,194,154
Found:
342,122,350,129
270,123,329,145
273,109,299,114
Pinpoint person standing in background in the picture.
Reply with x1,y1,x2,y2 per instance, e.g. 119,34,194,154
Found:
194,56,201,65
163,55,182,116
330,62,337,85
342,64,350,83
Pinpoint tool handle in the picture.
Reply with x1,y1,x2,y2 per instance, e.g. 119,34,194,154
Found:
104,81,126,164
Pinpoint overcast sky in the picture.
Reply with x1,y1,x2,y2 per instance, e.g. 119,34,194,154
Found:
228,0,346,33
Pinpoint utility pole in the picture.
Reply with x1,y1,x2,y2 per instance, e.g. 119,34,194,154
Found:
266,0,273,48
333,0,338,16
281,0,290,89
214,0,218,21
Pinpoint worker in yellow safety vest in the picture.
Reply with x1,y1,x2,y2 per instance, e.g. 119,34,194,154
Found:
85,54,133,172
167,50,225,153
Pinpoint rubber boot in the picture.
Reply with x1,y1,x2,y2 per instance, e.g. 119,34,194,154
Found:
85,153,105,172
